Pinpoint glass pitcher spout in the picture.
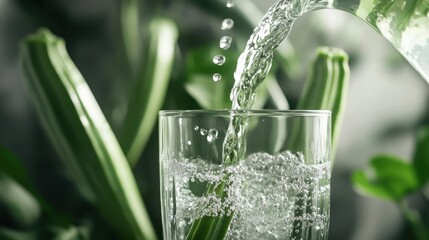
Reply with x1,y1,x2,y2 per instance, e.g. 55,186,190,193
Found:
309,0,429,82
231,0,428,106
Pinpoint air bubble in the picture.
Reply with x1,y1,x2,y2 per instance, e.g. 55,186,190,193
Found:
226,0,234,8
221,18,234,30
207,129,219,143
187,141,192,145
194,126,199,131
213,55,226,65
213,73,222,82
200,128,207,136
220,36,232,50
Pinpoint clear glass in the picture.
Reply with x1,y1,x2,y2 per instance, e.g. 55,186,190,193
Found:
159,110,332,240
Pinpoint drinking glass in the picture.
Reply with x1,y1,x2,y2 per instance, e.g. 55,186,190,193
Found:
159,110,331,240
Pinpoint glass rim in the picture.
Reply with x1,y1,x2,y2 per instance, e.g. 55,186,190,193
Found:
159,109,331,117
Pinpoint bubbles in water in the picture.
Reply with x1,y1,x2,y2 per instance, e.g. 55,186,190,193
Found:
221,18,234,30
226,0,234,8
206,129,219,143
220,36,232,50
200,128,207,136
168,151,331,239
187,141,192,145
213,73,222,82
213,55,226,65
194,126,199,131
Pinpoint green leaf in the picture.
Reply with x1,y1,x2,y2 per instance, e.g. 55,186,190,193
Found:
0,174,41,229
0,147,42,229
352,155,419,201
352,171,395,200
120,17,178,166
265,72,290,110
120,0,140,71
413,126,429,186
185,74,231,109
50,226,90,240
21,28,156,240
0,146,71,227
0,228,37,240
0,146,33,194
0,224,92,240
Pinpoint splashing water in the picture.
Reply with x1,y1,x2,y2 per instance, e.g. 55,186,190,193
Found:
222,0,329,163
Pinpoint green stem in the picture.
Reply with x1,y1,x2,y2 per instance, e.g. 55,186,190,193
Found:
397,200,429,240
187,182,233,240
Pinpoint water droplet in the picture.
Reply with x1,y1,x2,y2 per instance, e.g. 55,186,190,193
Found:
187,140,192,145
221,18,234,30
226,0,234,8
220,36,232,50
207,129,219,143
213,73,222,82
213,55,226,65
200,128,207,136
194,126,199,131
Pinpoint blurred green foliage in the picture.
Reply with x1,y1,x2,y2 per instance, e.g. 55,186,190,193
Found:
352,127,429,240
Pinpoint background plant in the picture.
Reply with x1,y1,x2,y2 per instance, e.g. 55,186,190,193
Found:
352,127,429,240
